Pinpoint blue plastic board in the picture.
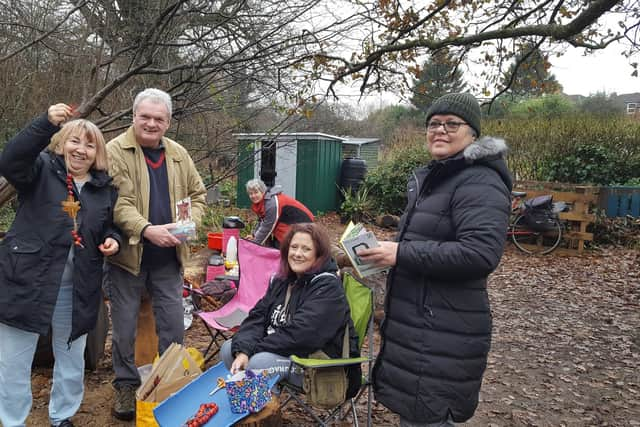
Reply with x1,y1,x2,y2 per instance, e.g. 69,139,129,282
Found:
602,186,640,218
619,193,631,216
631,192,640,217
606,192,619,217
153,361,279,427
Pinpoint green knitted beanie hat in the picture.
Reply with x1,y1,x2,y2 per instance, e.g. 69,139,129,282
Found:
425,93,481,136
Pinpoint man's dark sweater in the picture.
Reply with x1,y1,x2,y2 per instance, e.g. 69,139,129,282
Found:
141,145,176,267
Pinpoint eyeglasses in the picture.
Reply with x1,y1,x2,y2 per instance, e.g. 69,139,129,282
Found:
426,120,468,133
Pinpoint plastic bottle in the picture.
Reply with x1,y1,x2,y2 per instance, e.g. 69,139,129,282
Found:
225,236,238,270
222,216,245,255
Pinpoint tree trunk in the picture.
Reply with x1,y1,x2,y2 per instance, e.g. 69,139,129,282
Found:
0,177,15,208
235,396,282,427
135,295,158,367
375,214,400,229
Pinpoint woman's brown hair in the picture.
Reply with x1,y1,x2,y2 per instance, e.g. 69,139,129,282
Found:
47,119,108,171
278,223,331,278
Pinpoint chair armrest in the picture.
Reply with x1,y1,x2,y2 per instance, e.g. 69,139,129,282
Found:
290,354,368,369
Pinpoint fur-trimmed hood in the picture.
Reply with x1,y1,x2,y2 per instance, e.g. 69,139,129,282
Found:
463,136,508,161
456,136,512,191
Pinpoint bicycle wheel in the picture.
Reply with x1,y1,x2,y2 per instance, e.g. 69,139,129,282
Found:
511,215,562,255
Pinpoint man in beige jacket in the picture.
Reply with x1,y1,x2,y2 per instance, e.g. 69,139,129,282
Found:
105,88,206,421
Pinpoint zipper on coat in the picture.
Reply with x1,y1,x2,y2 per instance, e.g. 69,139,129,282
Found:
412,171,420,209
423,283,434,317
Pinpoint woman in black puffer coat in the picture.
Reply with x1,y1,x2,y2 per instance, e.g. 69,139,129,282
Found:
359,93,512,426
0,104,120,427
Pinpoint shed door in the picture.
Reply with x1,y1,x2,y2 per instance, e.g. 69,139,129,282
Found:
259,140,277,187
275,140,297,197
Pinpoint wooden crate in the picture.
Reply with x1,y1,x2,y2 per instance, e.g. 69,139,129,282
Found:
514,181,599,254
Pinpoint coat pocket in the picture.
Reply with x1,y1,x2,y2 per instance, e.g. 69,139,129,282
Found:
3,237,43,285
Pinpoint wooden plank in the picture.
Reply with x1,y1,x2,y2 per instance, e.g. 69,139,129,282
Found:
578,221,588,252
516,180,600,194
558,211,596,222
563,230,594,241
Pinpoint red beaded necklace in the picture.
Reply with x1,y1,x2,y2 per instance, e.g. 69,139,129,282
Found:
61,172,84,247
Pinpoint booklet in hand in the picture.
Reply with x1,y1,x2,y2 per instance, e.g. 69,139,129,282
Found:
339,221,388,278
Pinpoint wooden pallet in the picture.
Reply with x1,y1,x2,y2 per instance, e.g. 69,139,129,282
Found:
514,181,599,254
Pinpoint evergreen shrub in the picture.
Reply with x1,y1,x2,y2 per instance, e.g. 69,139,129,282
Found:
485,114,640,185
365,127,429,215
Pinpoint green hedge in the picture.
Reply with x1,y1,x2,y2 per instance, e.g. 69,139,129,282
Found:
366,115,640,216
485,115,640,185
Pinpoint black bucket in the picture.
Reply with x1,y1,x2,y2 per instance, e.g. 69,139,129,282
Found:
339,158,367,195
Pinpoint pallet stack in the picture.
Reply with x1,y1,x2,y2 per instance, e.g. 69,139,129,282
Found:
514,181,599,254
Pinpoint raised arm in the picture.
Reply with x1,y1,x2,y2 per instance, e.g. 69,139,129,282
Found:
0,105,71,190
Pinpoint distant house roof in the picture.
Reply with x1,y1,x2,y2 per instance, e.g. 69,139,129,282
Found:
234,132,344,141
617,93,640,104
341,137,380,146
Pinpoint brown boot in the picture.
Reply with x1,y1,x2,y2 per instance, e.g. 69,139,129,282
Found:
112,384,136,421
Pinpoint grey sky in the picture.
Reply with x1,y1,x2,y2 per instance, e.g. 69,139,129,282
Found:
553,45,639,96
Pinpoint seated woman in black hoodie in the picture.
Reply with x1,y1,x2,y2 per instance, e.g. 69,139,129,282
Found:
220,222,360,396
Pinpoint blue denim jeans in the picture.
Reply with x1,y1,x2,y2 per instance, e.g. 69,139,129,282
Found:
220,339,304,388
0,280,87,427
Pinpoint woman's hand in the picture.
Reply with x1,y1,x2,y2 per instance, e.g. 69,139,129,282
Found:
99,237,119,256
356,241,398,268
230,352,249,375
47,104,73,126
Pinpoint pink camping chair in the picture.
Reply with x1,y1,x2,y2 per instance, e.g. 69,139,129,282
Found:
197,238,280,362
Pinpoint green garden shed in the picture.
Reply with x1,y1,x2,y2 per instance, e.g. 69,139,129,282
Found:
234,133,344,213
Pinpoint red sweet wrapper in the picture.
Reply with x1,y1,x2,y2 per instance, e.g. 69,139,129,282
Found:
68,103,80,117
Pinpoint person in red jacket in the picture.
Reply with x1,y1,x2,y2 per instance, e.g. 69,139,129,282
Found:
246,178,314,248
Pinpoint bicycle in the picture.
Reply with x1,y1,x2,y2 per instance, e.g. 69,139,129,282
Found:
507,191,564,254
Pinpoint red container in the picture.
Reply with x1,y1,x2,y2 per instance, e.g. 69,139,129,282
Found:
207,232,223,251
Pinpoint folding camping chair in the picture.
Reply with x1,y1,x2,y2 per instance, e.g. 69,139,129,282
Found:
280,272,375,427
197,239,280,362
